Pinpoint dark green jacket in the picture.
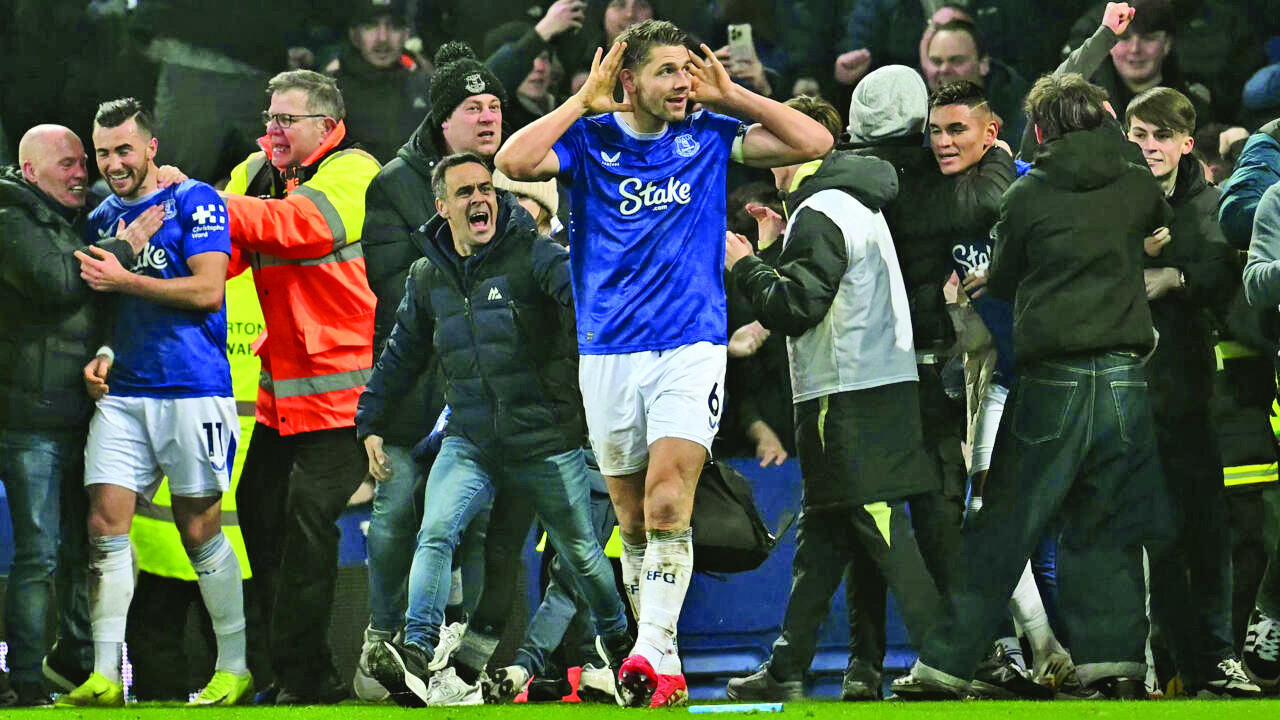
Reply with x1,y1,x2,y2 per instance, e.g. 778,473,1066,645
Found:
0,166,134,429
989,124,1172,365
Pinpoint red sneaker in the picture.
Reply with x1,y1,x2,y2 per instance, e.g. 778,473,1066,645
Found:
649,673,689,707
618,655,658,707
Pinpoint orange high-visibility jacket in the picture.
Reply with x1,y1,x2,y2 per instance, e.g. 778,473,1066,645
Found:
224,121,381,435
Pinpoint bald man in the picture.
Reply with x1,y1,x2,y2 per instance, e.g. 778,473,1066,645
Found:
0,125,157,706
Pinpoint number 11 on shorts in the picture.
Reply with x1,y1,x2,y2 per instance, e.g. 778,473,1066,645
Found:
202,421,224,458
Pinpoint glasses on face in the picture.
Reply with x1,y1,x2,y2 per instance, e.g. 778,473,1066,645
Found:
261,112,327,128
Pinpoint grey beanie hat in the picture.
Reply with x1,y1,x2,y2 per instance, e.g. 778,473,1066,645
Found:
846,65,930,143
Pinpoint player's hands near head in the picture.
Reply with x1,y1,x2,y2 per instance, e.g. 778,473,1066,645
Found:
83,354,111,400
688,44,738,108
725,230,755,270
1102,3,1136,36
75,245,136,293
115,204,164,254
574,42,632,115
364,434,392,482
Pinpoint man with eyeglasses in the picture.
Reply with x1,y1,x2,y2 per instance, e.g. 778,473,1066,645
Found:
220,69,380,705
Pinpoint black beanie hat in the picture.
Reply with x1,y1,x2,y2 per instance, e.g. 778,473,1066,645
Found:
430,42,508,130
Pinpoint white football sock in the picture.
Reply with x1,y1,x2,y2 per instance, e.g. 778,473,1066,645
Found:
635,528,692,670
188,532,248,674
1008,561,1066,669
620,535,646,623
89,534,133,684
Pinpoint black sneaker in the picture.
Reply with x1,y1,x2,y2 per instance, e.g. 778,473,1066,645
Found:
971,643,1054,700
841,658,883,701
0,671,15,707
368,640,432,708
274,674,349,705
1244,607,1280,691
42,641,90,693
1057,675,1145,700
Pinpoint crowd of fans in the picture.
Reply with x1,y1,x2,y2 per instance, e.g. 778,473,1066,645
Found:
5,0,1280,709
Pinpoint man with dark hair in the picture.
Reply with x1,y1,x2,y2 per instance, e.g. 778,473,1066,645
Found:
220,69,380,705
58,98,250,707
359,153,630,707
482,0,588,133
922,19,1028,145
893,72,1173,700
325,0,429,164
0,124,150,707
1125,86,1255,697
497,18,833,707
353,41,508,701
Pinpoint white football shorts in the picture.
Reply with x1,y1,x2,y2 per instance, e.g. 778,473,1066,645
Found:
85,394,239,499
579,341,727,477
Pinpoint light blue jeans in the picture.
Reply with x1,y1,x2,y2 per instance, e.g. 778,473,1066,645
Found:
0,429,92,684
403,437,625,654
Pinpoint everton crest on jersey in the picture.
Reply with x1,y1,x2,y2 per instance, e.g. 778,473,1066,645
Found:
88,180,232,398
553,109,744,354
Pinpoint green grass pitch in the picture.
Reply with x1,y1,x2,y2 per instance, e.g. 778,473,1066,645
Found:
13,699,1280,719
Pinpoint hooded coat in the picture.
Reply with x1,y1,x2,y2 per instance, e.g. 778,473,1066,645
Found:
733,151,937,507
843,65,961,355
988,123,1172,365
357,190,583,460
358,121,446,445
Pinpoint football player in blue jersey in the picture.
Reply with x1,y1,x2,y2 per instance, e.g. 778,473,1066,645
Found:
58,99,252,708
496,19,832,707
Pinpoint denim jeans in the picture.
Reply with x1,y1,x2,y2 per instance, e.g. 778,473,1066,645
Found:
923,352,1170,686
366,444,426,633
404,437,626,653
0,428,93,685
514,472,616,674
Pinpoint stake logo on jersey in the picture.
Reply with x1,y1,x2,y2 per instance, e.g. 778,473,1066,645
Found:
553,109,743,354
87,179,233,399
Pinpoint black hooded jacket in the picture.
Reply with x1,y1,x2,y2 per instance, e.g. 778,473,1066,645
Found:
0,166,134,429
356,191,583,460
988,124,1172,365
358,120,446,445
1144,152,1236,418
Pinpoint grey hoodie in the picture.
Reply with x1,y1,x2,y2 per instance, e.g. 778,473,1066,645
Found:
846,65,930,144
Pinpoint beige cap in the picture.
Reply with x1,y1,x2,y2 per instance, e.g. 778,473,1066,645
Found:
492,169,558,218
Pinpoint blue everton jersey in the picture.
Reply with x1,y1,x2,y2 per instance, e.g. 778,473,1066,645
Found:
553,109,744,354
88,179,232,398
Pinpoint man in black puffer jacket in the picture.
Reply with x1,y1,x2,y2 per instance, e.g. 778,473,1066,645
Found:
1125,87,1258,697
353,42,507,698
0,125,151,706
357,154,630,707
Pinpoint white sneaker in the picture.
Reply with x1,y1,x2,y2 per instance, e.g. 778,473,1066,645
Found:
423,666,484,706
353,626,394,702
578,663,617,703
1201,657,1263,698
428,621,467,672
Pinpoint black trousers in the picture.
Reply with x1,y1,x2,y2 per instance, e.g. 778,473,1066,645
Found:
235,423,365,692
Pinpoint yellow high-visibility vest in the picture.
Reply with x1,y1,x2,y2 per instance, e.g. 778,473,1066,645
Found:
130,272,263,579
